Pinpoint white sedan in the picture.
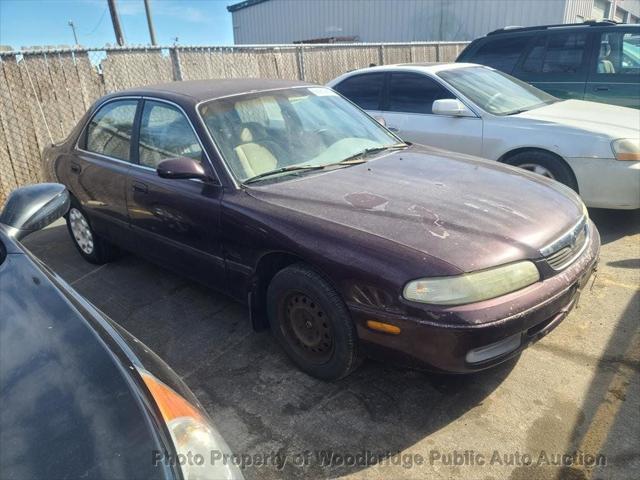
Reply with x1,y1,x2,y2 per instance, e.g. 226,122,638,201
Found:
328,63,640,209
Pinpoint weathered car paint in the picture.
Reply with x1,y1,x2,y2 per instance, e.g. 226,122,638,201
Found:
47,80,600,373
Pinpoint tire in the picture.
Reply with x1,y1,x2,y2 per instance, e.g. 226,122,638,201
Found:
503,150,578,191
267,263,361,380
66,199,119,265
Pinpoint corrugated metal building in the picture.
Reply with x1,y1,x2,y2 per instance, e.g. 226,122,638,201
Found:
227,0,640,44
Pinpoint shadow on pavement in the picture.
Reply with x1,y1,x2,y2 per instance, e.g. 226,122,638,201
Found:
588,208,639,245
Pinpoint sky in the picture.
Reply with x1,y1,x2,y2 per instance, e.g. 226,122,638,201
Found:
0,0,235,49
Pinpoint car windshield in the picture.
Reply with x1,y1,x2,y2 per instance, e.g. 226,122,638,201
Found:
198,87,401,183
438,66,559,115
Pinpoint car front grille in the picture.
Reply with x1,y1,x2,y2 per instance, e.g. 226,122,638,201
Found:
543,220,589,271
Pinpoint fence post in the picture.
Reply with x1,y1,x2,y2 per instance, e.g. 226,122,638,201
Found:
171,47,183,81
378,44,384,65
435,43,440,62
296,46,306,81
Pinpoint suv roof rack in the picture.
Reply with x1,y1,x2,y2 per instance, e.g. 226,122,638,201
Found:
487,20,619,36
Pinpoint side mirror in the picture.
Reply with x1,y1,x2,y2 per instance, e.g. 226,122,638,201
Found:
157,157,209,181
0,183,70,240
432,99,475,117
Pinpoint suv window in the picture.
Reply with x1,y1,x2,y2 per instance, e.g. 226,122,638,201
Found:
333,73,384,110
596,31,640,75
138,101,203,169
469,35,532,72
387,73,454,114
521,33,588,74
85,100,137,161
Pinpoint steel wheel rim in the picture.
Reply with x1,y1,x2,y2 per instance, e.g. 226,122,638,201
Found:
281,292,334,364
69,208,94,255
519,163,555,179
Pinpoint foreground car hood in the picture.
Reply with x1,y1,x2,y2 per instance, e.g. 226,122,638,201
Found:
248,146,584,272
517,99,640,138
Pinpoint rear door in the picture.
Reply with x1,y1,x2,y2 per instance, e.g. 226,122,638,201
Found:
513,30,593,100
379,72,483,155
72,97,139,245
125,98,227,291
586,28,640,108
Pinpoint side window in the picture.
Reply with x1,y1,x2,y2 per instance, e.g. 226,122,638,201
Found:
469,35,532,72
85,100,137,161
138,101,203,169
333,73,385,110
595,32,640,75
521,35,547,73
387,73,454,114
521,33,588,74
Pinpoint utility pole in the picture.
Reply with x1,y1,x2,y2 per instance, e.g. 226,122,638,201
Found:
107,0,125,46
144,0,158,45
68,20,79,45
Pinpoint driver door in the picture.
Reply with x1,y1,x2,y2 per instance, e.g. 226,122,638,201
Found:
380,72,483,155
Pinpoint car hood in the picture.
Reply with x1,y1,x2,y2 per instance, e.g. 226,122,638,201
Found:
516,99,640,138
247,145,584,272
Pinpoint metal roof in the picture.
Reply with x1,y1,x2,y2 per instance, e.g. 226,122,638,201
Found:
227,0,270,13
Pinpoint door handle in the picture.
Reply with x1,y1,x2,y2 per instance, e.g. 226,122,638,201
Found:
132,181,148,194
70,162,81,174
594,86,610,91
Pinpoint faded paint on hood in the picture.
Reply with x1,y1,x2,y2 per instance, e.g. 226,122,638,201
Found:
247,146,584,272
517,100,640,139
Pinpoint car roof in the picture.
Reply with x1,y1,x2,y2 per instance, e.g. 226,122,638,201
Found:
328,62,478,83
113,78,314,103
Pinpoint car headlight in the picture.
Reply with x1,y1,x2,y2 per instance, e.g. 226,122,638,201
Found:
141,371,244,480
611,138,640,161
403,261,540,305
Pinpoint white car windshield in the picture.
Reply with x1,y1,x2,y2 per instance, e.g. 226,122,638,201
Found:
438,66,558,116
198,87,401,183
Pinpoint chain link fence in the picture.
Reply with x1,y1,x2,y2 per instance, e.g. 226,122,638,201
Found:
0,41,468,203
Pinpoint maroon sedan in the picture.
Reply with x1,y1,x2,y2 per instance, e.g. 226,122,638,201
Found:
46,79,600,380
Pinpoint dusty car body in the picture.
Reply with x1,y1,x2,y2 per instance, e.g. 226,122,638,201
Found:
46,79,600,379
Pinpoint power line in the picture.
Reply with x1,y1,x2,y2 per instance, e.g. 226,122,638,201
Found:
83,7,108,36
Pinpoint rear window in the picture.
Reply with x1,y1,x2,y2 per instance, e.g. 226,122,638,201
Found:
333,73,385,110
468,35,532,72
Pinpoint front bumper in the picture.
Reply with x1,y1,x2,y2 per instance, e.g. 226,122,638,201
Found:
350,220,601,373
567,157,640,209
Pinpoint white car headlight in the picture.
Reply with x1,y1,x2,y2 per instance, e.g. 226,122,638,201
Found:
403,261,540,305
611,138,640,161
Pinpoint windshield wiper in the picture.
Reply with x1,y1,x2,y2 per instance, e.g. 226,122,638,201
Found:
337,143,408,163
243,164,325,184
243,143,408,185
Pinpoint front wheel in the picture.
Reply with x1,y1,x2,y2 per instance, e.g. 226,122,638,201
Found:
267,264,361,380
504,151,578,191
66,201,119,265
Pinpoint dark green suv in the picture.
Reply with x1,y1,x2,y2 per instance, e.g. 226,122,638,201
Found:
457,21,640,109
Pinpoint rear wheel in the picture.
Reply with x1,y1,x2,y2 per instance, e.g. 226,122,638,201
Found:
267,264,361,380
503,150,578,191
66,200,119,265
